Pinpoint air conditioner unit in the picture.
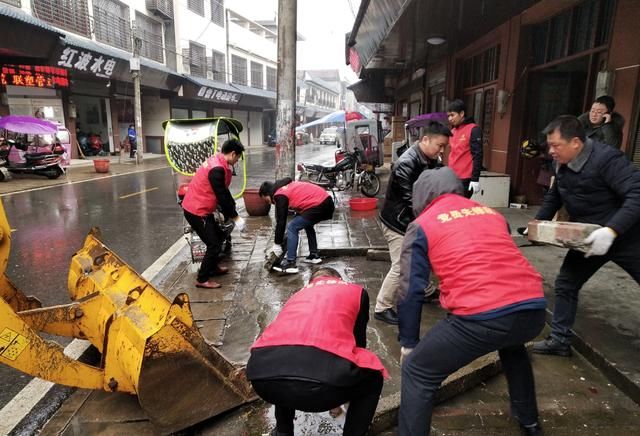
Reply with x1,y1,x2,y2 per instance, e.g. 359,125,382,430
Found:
183,64,191,75
146,0,173,20
206,71,213,80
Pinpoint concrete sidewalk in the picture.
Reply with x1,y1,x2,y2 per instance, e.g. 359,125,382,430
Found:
33,195,640,435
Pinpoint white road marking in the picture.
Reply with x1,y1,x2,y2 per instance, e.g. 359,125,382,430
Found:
0,235,188,435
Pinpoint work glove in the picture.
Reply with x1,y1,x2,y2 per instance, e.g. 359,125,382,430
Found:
271,244,283,256
233,216,246,233
584,227,616,257
468,181,481,195
400,346,414,365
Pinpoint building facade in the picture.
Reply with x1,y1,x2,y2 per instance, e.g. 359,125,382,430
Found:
347,0,640,204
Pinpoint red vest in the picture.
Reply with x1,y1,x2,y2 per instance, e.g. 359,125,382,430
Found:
251,277,389,378
274,181,329,212
182,153,232,217
416,194,543,316
449,122,477,179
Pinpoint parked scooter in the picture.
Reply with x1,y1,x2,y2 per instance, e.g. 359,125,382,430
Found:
297,147,381,197
77,132,103,156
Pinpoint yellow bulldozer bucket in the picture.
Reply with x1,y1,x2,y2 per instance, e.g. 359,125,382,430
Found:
0,200,255,434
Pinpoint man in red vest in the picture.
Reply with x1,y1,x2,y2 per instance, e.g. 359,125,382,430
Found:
447,99,483,198
396,167,546,436
259,179,335,274
246,267,387,436
182,139,246,289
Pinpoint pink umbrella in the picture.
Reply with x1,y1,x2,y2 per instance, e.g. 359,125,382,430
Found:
345,111,366,121
0,115,58,135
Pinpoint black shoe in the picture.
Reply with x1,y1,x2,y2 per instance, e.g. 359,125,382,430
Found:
272,259,299,274
520,422,543,435
532,336,572,357
374,308,398,325
302,253,322,264
423,284,440,304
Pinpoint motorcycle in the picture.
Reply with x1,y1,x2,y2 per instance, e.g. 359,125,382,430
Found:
296,147,381,197
77,132,103,156
0,116,66,180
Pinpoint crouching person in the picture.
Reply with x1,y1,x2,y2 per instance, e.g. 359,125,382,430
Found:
246,267,388,436
259,179,335,274
397,167,546,436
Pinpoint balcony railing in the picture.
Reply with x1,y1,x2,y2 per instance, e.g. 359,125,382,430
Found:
146,0,173,20
32,0,91,37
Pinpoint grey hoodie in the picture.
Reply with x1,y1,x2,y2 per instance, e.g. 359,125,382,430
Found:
411,167,465,217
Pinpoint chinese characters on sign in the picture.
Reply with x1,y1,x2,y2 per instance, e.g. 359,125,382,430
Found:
197,86,241,104
1,65,69,89
57,47,117,78
436,206,497,223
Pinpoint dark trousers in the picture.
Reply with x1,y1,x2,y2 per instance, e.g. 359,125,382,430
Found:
129,139,137,158
252,372,383,436
551,233,640,345
183,210,221,283
399,309,546,436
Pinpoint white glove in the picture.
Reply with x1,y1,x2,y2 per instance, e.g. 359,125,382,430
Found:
400,347,414,365
584,227,616,257
271,244,283,256
468,181,481,195
233,216,246,233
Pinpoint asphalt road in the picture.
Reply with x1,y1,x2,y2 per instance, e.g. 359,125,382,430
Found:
0,142,337,410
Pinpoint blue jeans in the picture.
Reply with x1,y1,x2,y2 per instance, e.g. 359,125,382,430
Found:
399,309,545,435
286,216,317,261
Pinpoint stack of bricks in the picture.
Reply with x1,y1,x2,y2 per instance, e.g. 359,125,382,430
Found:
527,220,601,252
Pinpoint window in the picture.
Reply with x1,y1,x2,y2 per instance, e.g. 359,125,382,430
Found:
211,50,226,82
136,13,164,63
187,0,204,16
250,61,263,89
32,0,90,36
531,0,614,66
189,42,206,78
231,55,247,86
266,66,276,91
460,45,500,90
211,0,224,27
93,0,131,51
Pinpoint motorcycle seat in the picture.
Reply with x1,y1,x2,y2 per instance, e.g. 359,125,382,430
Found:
307,163,334,172
25,152,50,160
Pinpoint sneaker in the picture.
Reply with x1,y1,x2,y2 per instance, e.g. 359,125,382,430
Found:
302,253,322,264
423,283,440,304
374,308,399,325
520,422,544,435
272,259,299,274
532,336,572,357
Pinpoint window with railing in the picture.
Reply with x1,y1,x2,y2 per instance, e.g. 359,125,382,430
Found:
1,0,21,7
135,12,164,63
250,61,263,89
187,0,204,16
211,0,224,27
266,66,276,91
32,0,90,36
211,50,226,82
231,55,247,86
93,0,131,51
189,42,206,77
461,45,500,90
531,0,615,66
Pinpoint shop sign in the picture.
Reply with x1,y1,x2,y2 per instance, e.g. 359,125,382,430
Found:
197,86,241,104
56,47,118,79
1,65,69,89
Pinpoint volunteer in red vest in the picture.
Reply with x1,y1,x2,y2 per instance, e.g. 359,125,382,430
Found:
447,99,483,198
181,139,246,289
396,167,546,436
246,267,388,436
259,178,335,274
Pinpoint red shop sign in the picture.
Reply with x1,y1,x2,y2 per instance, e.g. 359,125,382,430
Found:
0,65,69,89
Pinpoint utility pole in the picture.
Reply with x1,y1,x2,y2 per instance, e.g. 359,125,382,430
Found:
274,0,297,179
131,23,144,164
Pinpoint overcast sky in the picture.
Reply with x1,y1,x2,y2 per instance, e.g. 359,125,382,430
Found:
227,0,361,82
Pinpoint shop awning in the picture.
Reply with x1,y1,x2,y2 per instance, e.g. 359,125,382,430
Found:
348,77,392,103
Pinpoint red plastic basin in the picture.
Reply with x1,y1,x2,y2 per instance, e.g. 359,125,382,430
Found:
349,197,378,211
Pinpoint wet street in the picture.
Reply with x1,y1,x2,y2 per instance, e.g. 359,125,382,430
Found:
0,142,337,409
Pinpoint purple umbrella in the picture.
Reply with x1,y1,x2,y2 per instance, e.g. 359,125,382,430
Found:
406,112,448,129
0,115,58,135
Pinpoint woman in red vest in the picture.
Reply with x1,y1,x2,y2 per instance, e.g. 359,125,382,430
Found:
246,267,387,436
396,167,546,436
259,179,335,274
447,99,483,198
182,139,246,289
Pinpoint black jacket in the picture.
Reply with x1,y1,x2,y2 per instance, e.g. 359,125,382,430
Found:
577,112,625,150
536,139,640,238
379,144,440,234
